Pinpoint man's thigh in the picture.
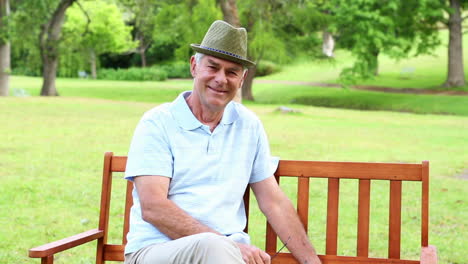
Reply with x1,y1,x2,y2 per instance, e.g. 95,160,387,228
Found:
125,233,245,264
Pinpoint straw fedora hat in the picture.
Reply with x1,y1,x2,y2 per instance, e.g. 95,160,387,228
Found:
191,20,255,68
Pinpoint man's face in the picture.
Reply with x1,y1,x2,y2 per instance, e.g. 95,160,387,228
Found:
190,55,246,112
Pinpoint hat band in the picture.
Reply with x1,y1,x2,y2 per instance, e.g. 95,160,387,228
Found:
200,46,245,60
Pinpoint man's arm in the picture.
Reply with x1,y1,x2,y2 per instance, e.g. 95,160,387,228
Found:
135,175,270,264
134,175,218,239
251,176,322,264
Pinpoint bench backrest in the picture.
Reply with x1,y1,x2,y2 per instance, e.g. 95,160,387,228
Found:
97,152,429,264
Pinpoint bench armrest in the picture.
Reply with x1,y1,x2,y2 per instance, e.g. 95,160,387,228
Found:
421,245,438,264
29,229,104,258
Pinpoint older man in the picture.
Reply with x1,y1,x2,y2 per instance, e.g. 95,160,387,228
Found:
124,20,321,264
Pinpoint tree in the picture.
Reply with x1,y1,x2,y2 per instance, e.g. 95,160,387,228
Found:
328,0,444,83
39,0,77,96
442,0,467,87
150,0,221,61
120,0,159,68
217,0,242,102
62,1,137,79
238,0,325,100
0,0,10,96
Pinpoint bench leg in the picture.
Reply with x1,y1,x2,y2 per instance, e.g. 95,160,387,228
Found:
41,255,54,264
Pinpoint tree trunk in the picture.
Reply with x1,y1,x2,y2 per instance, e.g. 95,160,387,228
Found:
39,0,77,96
218,0,242,103
218,0,240,27
371,49,380,76
136,32,148,68
443,0,465,87
90,49,97,79
0,0,10,96
322,31,335,57
241,66,256,101
140,49,147,68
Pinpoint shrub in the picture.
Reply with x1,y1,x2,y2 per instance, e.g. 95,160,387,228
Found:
159,61,192,79
255,60,281,77
11,66,41,77
97,67,168,81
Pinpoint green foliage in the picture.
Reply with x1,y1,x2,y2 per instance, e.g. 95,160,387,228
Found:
97,67,168,81
327,0,445,84
0,0,11,43
255,60,281,77
159,61,192,78
8,0,54,76
150,0,222,62
60,0,137,76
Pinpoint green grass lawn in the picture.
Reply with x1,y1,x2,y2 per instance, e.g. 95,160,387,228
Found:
1,95,467,263
10,76,468,117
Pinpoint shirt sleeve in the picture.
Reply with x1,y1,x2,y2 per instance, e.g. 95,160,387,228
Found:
249,121,279,184
124,112,173,181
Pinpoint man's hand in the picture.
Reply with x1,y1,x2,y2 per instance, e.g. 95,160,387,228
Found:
236,243,271,264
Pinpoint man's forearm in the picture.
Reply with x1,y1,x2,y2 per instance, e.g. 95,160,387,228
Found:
265,199,321,264
142,198,220,239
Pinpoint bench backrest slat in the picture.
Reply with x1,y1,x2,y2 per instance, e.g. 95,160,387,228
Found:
297,177,310,231
123,181,133,245
389,180,403,259
325,178,340,255
421,161,429,247
357,179,371,257
265,175,280,253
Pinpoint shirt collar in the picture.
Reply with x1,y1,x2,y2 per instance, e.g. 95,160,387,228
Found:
170,91,239,130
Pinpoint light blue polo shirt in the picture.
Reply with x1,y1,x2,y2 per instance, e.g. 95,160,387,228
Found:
124,91,279,255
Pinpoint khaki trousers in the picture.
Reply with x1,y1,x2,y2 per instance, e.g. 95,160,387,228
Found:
124,233,245,264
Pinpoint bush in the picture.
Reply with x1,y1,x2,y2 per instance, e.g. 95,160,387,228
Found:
255,61,281,77
11,66,41,77
97,67,168,81
160,61,192,78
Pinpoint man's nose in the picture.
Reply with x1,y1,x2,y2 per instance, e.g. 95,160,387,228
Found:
214,70,227,85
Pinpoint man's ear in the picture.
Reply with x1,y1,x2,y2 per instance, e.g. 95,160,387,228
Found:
190,56,197,77
239,69,248,88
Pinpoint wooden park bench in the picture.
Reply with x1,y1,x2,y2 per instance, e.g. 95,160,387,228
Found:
29,152,438,264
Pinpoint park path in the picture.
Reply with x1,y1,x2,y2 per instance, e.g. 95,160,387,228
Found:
254,79,468,96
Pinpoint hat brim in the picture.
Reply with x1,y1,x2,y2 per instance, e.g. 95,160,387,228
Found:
191,44,256,68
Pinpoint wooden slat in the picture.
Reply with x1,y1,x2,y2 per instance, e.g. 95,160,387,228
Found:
123,181,133,245
389,180,402,259
29,229,104,258
103,244,125,261
41,255,53,264
271,253,420,264
110,156,127,172
421,161,429,247
326,178,340,255
357,179,371,257
243,186,251,233
97,152,115,264
275,160,423,181
265,176,280,254
297,177,310,231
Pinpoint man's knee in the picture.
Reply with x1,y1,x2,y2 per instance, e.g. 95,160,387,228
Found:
191,233,243,263
194,232,235,250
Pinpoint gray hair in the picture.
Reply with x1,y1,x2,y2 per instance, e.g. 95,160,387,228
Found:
194,52,247,73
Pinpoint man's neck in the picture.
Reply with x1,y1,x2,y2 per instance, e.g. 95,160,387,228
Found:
186,94,224,132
